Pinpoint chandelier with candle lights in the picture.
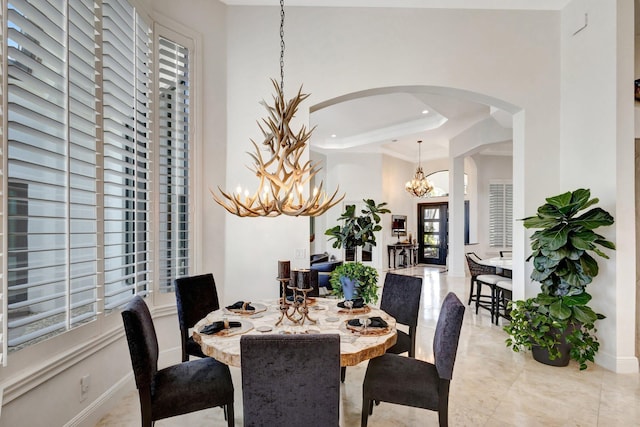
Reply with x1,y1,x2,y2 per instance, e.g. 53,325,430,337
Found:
405,140,434,198
211,0,344,217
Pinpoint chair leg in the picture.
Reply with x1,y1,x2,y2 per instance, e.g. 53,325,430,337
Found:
361,398,370,426
226,403,234,427
341,366,346,383
490,285,497,324
474,281,482,314
438,380,450,427
467,277,475,305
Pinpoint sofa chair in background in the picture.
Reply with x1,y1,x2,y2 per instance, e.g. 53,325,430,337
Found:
310,260,343,291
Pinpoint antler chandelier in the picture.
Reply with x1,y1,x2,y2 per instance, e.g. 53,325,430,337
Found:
211,0,344,217
405,140,434,198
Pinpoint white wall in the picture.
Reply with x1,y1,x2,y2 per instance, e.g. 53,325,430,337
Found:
560,0,637,373
225,5,562,302
381,155,418,267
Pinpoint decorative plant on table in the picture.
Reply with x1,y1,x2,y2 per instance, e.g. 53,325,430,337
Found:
325,199,390,305
329,262,380,304
504,188,615,370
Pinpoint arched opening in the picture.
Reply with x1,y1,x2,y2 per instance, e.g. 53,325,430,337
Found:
308,85,520,285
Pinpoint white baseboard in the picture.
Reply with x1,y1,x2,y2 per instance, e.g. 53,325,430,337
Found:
64,346,181,427
64,373,134,427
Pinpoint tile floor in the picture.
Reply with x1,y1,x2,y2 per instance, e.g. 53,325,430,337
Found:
96,266,640,426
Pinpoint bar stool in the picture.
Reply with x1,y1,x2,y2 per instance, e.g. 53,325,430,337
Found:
465,253,504,322
495,279,513,324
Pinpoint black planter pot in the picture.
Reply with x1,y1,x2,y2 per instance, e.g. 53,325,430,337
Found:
531,344,570,367
531,325,573,367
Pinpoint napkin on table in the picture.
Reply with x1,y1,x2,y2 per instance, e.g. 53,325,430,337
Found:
347,316,388,328
200,321,242,335
338,298,365,309
226,301,255,311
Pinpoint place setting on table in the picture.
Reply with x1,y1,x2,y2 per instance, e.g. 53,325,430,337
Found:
191,260,397,367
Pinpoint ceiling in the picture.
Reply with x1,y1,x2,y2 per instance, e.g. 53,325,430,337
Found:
308,89,511,163
221,0,571,163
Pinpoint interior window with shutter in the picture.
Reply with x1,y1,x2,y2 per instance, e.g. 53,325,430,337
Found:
5,0,98,351
489,181,513,248
157,36,190,293
0,3,5,365
102,0,152,311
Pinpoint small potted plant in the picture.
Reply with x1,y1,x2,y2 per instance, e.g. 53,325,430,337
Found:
504,188,615,370
325,199,390,305
329,262,380,304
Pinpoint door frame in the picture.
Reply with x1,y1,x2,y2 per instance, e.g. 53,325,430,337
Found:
417,201,469,266
417,202,448,265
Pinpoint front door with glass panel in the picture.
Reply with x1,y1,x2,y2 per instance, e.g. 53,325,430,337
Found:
418,203,448,265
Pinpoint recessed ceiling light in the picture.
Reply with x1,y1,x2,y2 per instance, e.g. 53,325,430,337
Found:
421,109,429,114
331,134,337,138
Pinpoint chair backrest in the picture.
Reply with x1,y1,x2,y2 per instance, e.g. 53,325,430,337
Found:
240,334,341,426
380,273,423,328
121,295,159,391
175,273,220,331
465,252,497,277
499,250,512,259
433,292,465,380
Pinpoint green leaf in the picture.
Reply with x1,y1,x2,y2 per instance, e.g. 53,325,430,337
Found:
569,230,597,250
557,189,592,217
572,305,598,324
572,208,614,230
562,292,592,306
579,253,598,278
523,215,561,229
535,293,559,305
536,225,570,250
594,238,616,251
549,299,572,320
545,191,573,209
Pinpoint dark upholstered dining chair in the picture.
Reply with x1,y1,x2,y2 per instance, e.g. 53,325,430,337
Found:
122,296,234,427
361,292,465,427
380,273,423,357
175,273,220,362
241,334,341,427
341,272,423,382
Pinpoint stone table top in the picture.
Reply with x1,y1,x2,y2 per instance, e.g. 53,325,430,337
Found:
192,298,397,367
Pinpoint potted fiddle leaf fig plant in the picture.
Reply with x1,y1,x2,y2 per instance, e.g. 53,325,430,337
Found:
325,199,390,305
504,188,615,370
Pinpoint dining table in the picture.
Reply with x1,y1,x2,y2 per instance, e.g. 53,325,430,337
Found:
192,297,397,368
478,256,512,277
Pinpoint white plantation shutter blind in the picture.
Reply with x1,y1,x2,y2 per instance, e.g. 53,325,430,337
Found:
157,36,190,293
489,182,513,248
0,0,194,359
0,3,5,366
102,0,152,310
68,0,99,327
5,0,98,350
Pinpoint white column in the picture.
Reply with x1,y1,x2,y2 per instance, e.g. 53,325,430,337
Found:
447,155,465,277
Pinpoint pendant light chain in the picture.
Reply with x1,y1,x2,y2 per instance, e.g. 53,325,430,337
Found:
212,0,345,216
279,0,285,94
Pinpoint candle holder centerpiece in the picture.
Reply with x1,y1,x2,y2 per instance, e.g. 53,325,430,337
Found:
275,262,317,326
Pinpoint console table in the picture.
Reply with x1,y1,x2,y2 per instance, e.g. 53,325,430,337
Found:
387,243,418,269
